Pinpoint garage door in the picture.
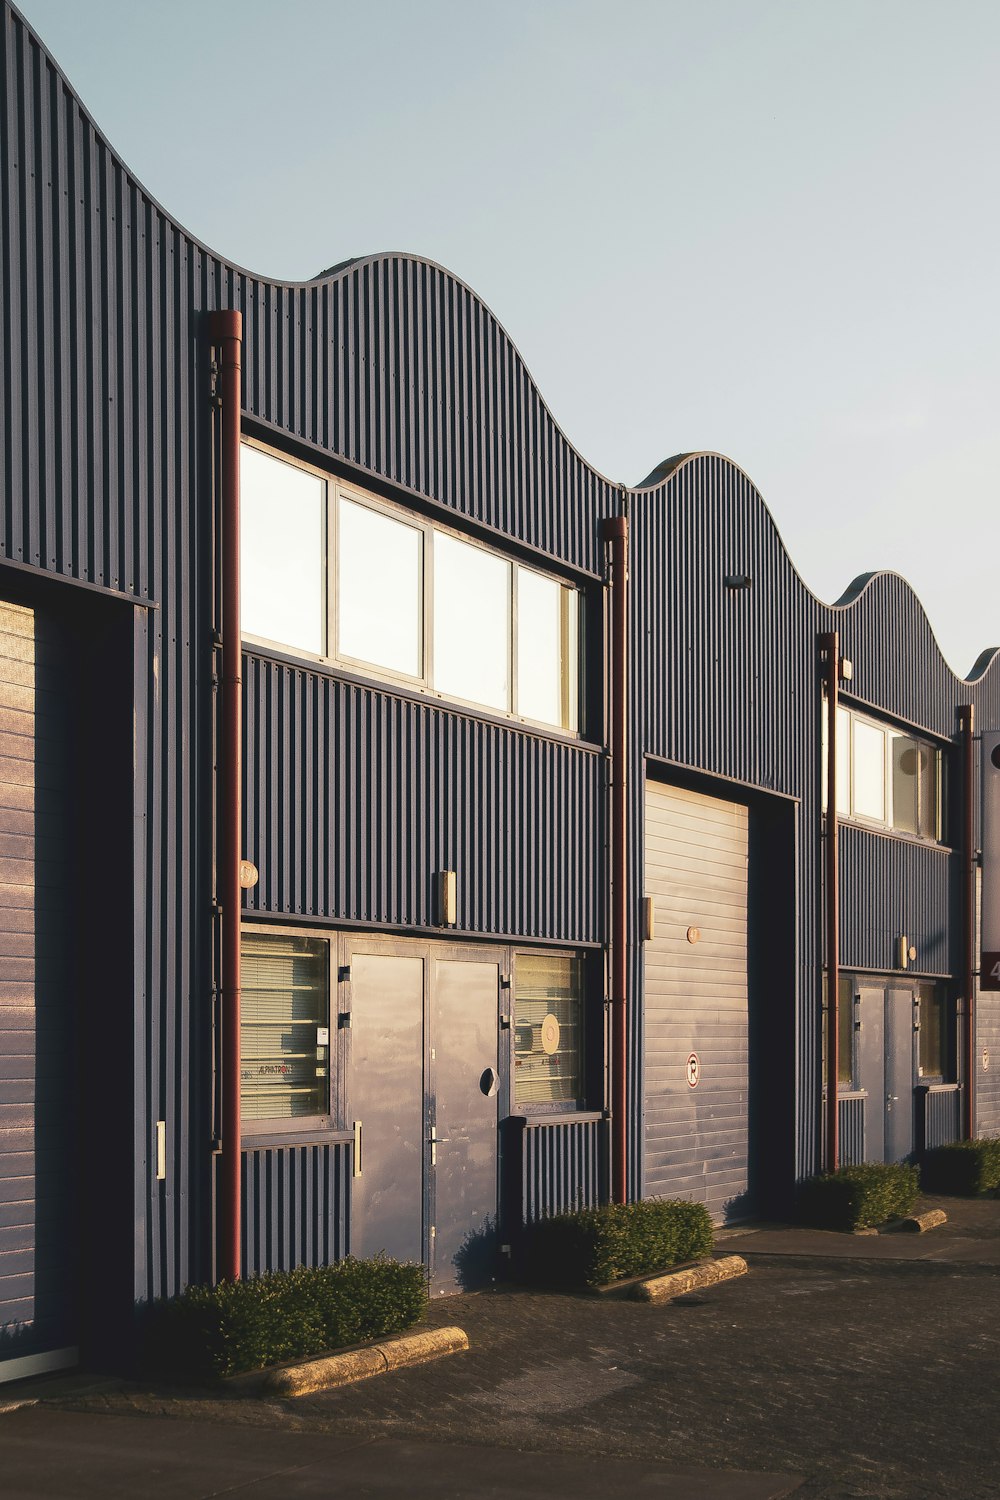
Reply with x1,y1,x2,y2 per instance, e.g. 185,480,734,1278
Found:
0,600,77,1381
643,780,749,1222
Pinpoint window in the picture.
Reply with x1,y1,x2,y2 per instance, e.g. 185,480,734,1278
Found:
823,973,856,1089
513,952,583,1107
337,495,423,678
917,981,951,1079
241,931,331,1125
240,442,581,732
824,704,942,842
240,445,325,655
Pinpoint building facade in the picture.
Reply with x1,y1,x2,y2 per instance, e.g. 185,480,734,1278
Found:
2,1,999,1381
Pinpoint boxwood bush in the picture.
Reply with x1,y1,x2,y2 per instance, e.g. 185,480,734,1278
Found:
922,1138,1000,1197
142,1256,427,1383
522,1199,714,1290
796,1162,919,1232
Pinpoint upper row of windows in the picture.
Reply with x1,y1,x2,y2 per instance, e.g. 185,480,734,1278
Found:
240,443,580,733
823,701,944,843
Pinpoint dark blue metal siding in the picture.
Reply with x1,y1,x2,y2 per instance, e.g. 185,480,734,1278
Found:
521,1117,608,1223
242,654,604,944
838,1095,866,1166
839,826,952,976
628,454,1000,1191
1,0,619,1312
241,1141,351,1277
237,265,616,575
920,1087,962,1151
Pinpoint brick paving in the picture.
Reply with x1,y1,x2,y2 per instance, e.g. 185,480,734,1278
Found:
37,1197,1000,1499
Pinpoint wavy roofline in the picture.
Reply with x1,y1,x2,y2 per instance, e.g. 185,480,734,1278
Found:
13,3,996,693
633,452,1000,688
10,3,624,499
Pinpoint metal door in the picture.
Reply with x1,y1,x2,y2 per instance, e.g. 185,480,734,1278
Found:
858,985,886,1162
430,958,499,1293
346,939,501,1292
643,780,750,1221
884,986,916,1162
0,601,78,1382
348,951,425,1264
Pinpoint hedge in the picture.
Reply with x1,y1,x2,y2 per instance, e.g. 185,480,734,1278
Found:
522,1199,714,1289
922,1138,1000,1197
142,1256,427,1383
795,1162,919,1232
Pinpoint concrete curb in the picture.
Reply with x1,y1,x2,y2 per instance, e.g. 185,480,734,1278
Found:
889,1208,948,1233
259,1326,469,1398
631,1255,749,1304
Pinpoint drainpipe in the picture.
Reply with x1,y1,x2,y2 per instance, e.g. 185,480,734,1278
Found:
821,632,840,1173
602,512,629,1205
212,310,243,1281
959,703,976,1140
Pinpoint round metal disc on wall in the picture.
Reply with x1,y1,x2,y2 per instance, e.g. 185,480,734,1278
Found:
540,1013,561,1055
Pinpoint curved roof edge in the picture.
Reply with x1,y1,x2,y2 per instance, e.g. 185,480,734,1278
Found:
634,452,999,690
11,5,993,694
9,2,623,500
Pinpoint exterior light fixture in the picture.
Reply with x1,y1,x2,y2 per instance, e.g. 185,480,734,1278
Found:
436,869,457,926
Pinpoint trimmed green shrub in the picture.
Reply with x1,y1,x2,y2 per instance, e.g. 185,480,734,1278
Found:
922,1138,1000,1197
796,1162,919,1231
522,1199,714,1289
142,1256,427,1383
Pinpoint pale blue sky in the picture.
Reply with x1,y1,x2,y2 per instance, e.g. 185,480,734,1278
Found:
20,0,1000,677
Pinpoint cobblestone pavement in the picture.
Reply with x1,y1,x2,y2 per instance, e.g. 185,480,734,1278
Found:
58,1255,1000,1500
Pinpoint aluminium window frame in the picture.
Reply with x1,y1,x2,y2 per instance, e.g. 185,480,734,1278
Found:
240,922,344,1142
825,701,946,846
511,945,590,1116
239,437,582,736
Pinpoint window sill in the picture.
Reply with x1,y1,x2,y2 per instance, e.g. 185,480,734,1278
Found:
241,1128,353,1150
511,1110,605,1127
826,816,951,854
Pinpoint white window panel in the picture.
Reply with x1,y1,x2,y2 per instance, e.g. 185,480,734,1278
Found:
241,446,325,655
517,566,578,730
852,718,886,821
338,496,422,678
433,532,510,712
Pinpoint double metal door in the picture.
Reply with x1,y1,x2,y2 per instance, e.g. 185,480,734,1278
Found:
346,938,502,1293
857,982,916,1163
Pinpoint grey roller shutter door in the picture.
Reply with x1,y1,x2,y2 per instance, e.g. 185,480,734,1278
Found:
0,601,77,1379
643,780,750,1222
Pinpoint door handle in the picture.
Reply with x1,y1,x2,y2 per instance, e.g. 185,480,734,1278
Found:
353,1120,362,1178
428,1129,449,1166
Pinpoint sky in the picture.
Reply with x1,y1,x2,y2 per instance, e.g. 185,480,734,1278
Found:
19,0,1000,678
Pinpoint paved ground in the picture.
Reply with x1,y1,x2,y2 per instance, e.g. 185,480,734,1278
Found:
3,1196,1000,1499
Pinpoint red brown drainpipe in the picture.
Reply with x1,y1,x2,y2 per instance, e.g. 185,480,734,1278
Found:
212,310,243,1281
602,513,629,1204
959,703,976,1140
821,631,839,1173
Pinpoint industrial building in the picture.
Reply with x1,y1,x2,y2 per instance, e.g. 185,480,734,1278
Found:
2,0,999,1382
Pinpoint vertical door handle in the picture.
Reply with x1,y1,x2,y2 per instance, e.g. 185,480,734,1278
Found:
428,1128,449,1166
353,1120,362,1177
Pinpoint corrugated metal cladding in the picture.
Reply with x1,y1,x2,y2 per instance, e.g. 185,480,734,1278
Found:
2,0,620,1314
627,453,1000,1187
242,657,603,942
520,1118,607,1223
921,1088,962,1151
239,267,618,574
839,827,952,976
241,1142,351,1277
838,1096,866,1166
